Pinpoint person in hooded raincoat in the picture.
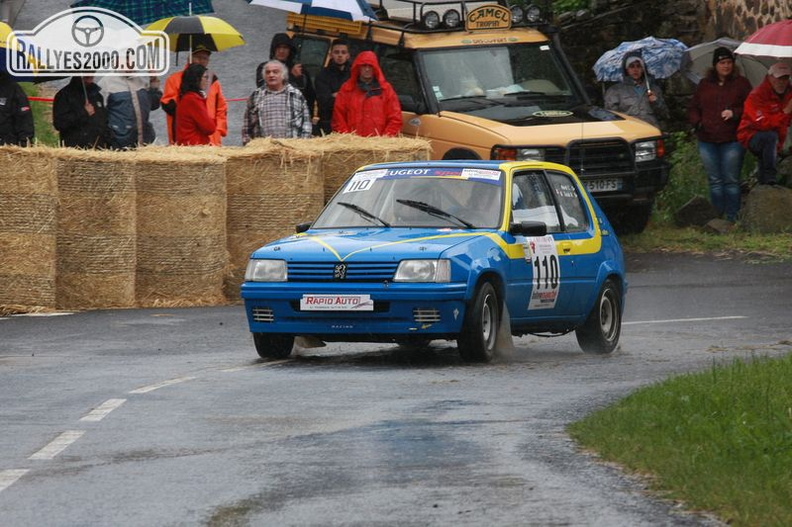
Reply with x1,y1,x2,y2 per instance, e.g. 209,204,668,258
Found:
331,51,402,137
99,74,162,149
604,52,668,129
255,33,315,121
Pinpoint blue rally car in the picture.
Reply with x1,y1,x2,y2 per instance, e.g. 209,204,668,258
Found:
241,160,626,362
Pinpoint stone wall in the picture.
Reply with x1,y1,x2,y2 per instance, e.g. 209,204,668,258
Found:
557,0,792,130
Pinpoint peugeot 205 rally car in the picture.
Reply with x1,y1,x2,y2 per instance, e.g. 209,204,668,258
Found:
241,160,626,362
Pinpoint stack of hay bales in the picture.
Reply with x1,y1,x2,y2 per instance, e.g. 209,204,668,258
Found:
0,146,57,313
274,134,433,202
223,139,322,299
134,149,227,307
54,149,137,309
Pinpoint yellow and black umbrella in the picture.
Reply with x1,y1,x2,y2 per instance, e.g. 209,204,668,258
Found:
147,15,245,53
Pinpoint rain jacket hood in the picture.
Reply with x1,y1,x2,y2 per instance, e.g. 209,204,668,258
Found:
346,51,387,88
269,33,296,65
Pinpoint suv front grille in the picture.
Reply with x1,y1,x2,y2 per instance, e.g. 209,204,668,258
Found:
288,262,398,282
543,140,633,177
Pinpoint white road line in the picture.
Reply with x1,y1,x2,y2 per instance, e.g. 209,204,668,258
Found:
220,360,292,372
80,398,127,422
0,469,29,493
28,430,85,460
128,376,196,394
624,315,747,326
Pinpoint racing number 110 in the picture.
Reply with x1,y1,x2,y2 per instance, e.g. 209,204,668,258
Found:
533,254,559,289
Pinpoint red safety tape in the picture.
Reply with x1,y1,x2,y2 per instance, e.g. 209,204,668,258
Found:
29,96,248,103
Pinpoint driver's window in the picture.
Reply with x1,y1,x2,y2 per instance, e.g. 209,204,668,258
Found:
292,37,330,80
511,172,561,232
376,45,421,104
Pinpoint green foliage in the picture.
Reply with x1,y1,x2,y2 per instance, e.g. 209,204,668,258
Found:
654,131,708,223
569,354,792,526
21,82,59,147
552,0,588,12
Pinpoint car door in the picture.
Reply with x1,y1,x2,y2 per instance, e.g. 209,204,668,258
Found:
505,169,575,319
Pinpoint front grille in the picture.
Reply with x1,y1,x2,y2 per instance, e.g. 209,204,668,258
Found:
543,140,633,177
413,308,441,324
251,307,274,323
288,262,398,282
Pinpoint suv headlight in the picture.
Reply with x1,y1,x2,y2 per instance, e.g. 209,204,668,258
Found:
635,140,658,163
492,146,545,161
394,259,451,282
245,259,287,282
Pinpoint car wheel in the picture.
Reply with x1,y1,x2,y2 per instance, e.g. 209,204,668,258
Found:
253,333,294,359
458,282,499,362
608,202,652,235
575,278,621,354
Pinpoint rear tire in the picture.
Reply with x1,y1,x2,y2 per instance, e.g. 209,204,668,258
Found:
608,202,652,235
458,282,499,362
575,279,621,354
253,333,294,359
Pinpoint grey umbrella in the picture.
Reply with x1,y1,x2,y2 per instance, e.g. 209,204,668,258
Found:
680,37,769,87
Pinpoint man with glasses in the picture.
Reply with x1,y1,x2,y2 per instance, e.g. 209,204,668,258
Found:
604,51,668,128
737,62,792,186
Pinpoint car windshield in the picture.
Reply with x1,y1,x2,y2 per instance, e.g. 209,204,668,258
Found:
420,43,583,117
312,168,504,229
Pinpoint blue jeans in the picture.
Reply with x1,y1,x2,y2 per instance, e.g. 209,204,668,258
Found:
698,140,745,221
747,130,779,184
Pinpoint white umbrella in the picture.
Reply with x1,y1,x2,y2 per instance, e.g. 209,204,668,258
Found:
247,0,377,22
680,37,770,87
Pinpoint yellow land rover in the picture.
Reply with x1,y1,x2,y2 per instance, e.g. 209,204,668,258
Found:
289,0,668,234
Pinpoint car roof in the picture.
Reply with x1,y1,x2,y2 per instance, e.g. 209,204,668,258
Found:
357,159,575,174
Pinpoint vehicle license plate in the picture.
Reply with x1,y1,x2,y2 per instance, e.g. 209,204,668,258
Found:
300,294,374,311
585,178,622,192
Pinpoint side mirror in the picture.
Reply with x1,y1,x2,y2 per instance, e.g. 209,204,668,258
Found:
295,222,311,233
509,221,547,236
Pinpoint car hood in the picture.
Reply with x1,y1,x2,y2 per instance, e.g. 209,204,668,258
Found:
439,104,661,142
252,228,494,262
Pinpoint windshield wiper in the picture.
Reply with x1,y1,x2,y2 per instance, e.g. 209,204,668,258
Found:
397,199,476,229
337,201,391,227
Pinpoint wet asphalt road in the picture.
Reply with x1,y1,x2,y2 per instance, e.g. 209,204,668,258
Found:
1,252,790,526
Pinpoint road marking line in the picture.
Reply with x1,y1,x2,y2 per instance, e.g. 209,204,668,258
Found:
80,398,126,422
0,469,29,493
28,430,85,460
128,376,196,394
220,360,292,372
624,316,747,326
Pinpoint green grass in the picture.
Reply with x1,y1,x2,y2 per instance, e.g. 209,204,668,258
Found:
568,354,792,525
21,82,59,147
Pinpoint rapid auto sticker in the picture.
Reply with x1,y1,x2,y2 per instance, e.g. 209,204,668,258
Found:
522,235,560,310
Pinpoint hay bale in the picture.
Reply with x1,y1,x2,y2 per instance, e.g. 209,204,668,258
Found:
54,150,137,309
133,150,227,307
0,146,57,310
223,145,323,300
276,134,432,202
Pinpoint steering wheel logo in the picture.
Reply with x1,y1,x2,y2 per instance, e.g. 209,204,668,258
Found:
71,15,104,47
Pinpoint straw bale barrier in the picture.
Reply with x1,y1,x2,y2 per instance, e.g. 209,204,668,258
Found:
272,134,432,202
222,140,323,299
0,146,57,312
54,149,137,309
133,150,227,307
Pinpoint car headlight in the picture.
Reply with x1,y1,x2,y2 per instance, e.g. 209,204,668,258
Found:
394,259,451,283
492,146,545,161
245,259,287,282
634,140,658,163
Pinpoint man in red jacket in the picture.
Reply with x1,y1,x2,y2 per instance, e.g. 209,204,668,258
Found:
331,51,402,137
737,62,792,185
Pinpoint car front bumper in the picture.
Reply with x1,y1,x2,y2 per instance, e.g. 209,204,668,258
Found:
242,281,470,338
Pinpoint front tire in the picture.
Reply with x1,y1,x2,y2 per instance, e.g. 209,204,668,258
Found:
575,279,621,354
253,333,294,359
458,282,500,362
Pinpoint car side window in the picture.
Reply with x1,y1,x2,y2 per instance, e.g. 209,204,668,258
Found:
546,171,589,232
292,36,330,81
511,171,561,232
